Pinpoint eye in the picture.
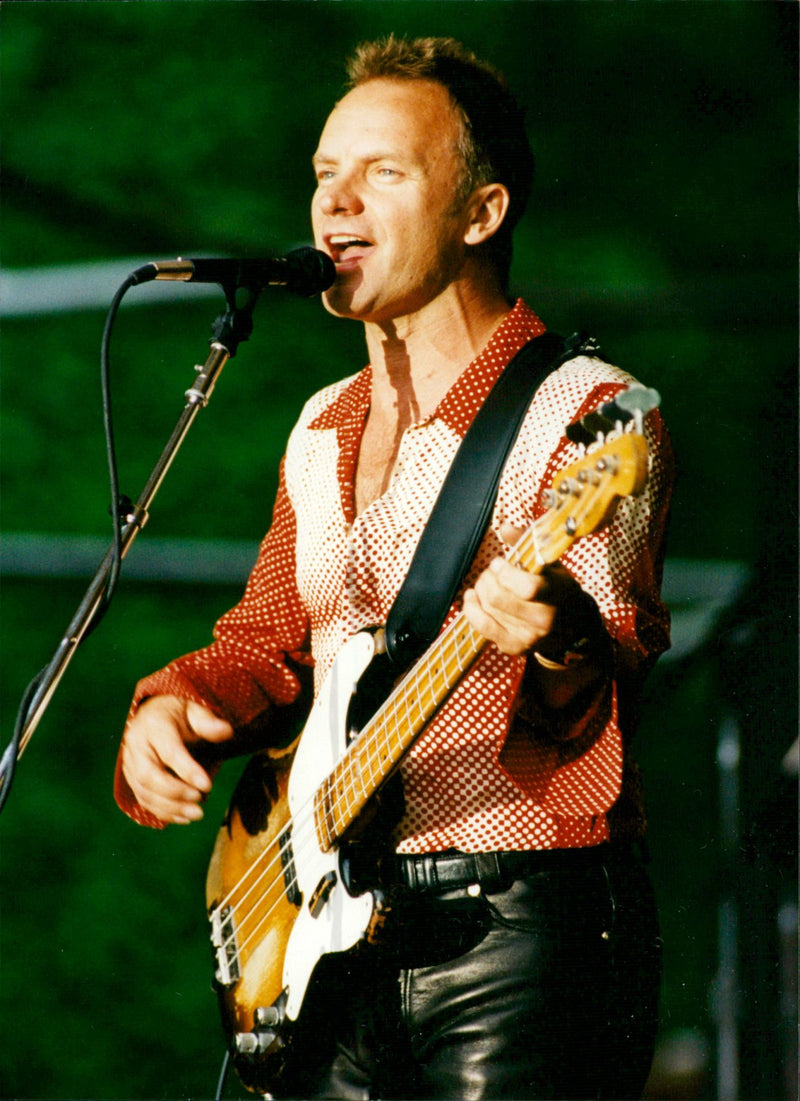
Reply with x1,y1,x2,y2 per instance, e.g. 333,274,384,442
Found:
312,161,337,183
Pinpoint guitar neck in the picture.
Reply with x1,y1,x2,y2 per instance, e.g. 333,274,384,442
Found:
312,428,650,851
313,609,485,851
312,512,565,851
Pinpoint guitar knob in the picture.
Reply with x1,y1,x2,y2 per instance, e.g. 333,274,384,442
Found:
254,1005,282,1028
234,1030,276,1057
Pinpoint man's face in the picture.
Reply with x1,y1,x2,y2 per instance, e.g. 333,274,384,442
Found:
311,78,472,327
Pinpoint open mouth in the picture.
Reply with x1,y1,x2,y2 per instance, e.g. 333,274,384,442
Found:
327,234,374,264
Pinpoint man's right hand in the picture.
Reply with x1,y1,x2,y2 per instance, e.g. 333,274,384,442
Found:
120,696,235,825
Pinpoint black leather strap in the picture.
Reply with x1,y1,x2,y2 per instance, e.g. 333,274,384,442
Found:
384,330,573,668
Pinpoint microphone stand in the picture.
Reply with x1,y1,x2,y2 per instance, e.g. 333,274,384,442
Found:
1,282,259,790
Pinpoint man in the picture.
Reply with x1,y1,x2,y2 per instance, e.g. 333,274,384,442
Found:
116,36,673,1100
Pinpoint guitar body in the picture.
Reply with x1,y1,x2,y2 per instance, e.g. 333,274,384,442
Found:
206,631,382,1093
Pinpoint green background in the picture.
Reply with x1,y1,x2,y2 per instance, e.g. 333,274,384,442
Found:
1,3,796,1099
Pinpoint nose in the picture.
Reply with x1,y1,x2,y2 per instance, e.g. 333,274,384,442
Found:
316,170,364,217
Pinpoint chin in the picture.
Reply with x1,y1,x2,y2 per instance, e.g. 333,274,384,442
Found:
320,270,369,317
321,291,359,320
322,287,383,324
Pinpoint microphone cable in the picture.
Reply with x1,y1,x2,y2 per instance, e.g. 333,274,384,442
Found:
0,273,136,816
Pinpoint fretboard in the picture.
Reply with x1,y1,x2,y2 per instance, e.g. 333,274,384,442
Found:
311,514,563,851
311,428,648,852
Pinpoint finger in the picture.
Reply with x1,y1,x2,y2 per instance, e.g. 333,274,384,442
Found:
126,699,218,795
463,585,547,655
138,781,206,825
499,522,527,547
487,557,547,602
185,701,235,743
149,721,216,794
120,736,206,823
465,558,556,653
462,587,499,641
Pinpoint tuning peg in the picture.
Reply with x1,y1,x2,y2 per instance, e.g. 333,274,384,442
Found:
612,385,661,419
565,384,661,446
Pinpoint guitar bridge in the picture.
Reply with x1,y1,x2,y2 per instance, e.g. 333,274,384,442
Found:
210,903,241,986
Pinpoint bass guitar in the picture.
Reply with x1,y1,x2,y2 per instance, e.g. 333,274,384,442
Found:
205,396,654,1093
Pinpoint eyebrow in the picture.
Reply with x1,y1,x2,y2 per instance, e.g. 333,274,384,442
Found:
311,148,414,169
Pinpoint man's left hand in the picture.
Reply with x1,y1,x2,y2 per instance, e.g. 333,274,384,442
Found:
462,525,595,659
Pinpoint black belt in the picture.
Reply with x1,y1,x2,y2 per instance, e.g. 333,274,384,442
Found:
390,844,628,896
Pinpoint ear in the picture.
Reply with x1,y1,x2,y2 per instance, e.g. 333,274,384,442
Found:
462,183,511,246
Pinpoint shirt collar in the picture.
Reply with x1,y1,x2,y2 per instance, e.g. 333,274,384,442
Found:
307,362,372,431
308,299,546,436
435,299,546,437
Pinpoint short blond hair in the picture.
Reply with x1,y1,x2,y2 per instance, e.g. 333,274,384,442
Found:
345,36,534,287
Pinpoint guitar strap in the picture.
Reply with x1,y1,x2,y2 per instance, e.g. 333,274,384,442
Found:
384,330,596,669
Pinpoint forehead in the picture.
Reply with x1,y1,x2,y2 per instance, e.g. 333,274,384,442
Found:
314,78,462,163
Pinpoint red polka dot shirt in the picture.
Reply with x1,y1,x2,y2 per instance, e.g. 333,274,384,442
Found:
115,300,673,851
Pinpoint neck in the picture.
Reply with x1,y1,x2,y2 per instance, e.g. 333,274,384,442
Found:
363,281,512,419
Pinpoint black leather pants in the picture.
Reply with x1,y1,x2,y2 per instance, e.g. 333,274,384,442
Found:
279,844,662,1101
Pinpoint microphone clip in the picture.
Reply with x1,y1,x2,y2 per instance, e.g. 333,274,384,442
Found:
210,286,258,357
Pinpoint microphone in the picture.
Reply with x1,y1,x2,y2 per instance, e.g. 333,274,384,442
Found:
130,246,335,297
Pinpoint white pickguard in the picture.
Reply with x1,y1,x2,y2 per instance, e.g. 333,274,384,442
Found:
281,631,378,1020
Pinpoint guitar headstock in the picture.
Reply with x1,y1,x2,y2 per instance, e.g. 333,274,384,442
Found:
511,388,657,572
542,432,650,540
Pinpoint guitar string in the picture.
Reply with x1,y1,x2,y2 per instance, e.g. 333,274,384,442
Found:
311,429,644,844
212,616,484,968
210,514,563,969
209,444,629,973
312,455,631,840
292,444,631,857
210,476,597,966
209,560,503,926
317,614,483,844
214,607,487,966
217,470,632,983
209,512,538,931
210,467,608,968
211,431,626,945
